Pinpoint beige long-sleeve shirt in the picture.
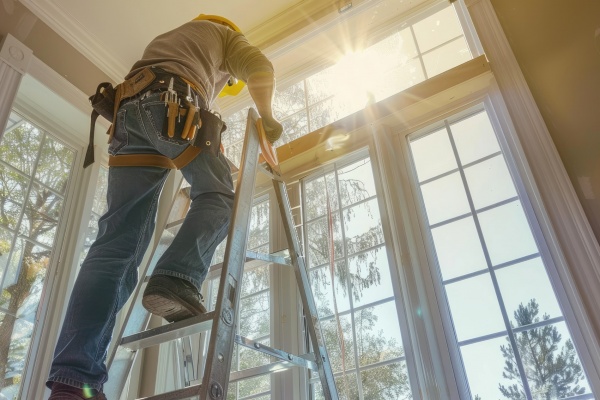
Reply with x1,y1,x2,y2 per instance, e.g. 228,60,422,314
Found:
126,20,273,107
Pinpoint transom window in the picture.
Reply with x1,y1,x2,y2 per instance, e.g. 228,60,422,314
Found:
222,3,471,168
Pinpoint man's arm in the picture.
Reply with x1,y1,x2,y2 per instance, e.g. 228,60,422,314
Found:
247,71,283,143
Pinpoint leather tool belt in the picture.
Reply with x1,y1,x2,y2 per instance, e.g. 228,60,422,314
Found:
84,67,226,170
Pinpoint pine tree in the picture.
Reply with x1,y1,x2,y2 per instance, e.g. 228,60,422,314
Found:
499,299,586,399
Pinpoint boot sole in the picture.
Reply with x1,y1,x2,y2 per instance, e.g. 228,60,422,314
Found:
142,286,207,323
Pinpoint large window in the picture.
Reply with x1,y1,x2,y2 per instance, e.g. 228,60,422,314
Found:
222,3,471,168
302,154,413,399
407,107,593,399
0,111,76,399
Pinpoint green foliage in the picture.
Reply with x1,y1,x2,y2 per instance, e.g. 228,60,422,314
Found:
498,299,586,399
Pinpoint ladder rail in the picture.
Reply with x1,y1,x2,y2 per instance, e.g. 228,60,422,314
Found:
106,107,340,400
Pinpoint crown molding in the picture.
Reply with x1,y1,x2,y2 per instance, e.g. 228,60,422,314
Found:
19,0,128,81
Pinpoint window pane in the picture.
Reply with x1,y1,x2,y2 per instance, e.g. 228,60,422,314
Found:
410,128,457,182
321,314,355,373
413,6,464,53
461,336,517,400
338,159,377,208
464,155,517,210
478,201,538,266
306,214,343,268
280,111,309,145
274,81,305,119
0,312,35,400
1,120,42,176
431,217,487,281
356,302,403,367
35,137,75,193
420,172,470,225
237,374,270,399
310,263,351,318
0,228,14,274
361,362,412,400
349,248,393,307
496,258,563,326
334,372,359,400
306,67,336,105
446,274,506,341
451,112,501,165
304,173,338,221
344,199,384,254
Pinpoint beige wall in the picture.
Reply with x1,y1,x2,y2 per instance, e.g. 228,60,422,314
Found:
491,0,600,242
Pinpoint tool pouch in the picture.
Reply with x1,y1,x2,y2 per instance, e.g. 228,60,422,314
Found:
193,109,227,157
84,82,117,168
89,82,116,122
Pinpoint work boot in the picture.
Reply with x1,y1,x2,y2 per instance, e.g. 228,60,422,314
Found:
48,382,106,400
142,275,207,322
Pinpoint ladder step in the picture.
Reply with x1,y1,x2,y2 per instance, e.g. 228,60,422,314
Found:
121,312,215,351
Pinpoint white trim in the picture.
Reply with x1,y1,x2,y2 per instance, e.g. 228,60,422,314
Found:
465,0,600,391
19,0,127,81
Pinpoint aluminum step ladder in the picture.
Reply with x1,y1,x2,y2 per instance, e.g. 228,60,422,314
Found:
103,108,339,400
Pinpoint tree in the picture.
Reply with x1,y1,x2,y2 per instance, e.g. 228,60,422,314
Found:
0,118,74,398
499,299,586,399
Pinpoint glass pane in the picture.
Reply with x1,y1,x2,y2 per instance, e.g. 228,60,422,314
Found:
422,36,471,79
356,302,403,367
478,201,538,266
344,199,384,255
224,107,250,144
446,274,506,342
306,66,336,105
464,155,517,210
0,312,34,400
410,128,457,182
338,159,377,208
421,172,470,225
321,314,355,373
240,292,270,338
0,228,14,273
306,214,343,268
0,168,28,231
1,119,42,176
515,322,591,398
413,6,464,53
432,217,487,281
241,265,269,298
371,57,426,101
247,200,269,250
496,258,563,327
27,182,63,221
361,362,412,400
280,111,309,145
451,112,501,166
274,81,306,119
304,173,338,221
461,336,518,400
237,374,270,399
3,240,49,305
35,137,75,193
224,141,243,169
335,372,359,400
310,263,351,318
349,247,393,307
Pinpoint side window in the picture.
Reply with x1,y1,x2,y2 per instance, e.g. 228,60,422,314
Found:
0,111,76,399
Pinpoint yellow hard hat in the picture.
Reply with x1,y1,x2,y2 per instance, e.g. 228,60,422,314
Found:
194,14,241,33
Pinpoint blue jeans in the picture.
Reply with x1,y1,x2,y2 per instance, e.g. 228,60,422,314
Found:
47,92,234,391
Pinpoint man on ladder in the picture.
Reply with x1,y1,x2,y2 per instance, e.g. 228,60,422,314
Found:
46,14,283,400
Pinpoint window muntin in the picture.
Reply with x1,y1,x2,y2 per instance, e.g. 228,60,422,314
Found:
407,107,593,399
303,155,414,400
222,3,471,168
0,111,76,399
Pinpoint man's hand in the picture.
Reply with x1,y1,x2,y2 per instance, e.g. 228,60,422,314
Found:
261,116,283,144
